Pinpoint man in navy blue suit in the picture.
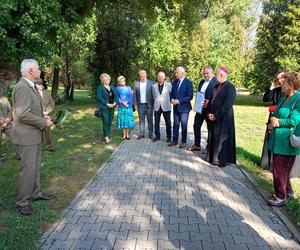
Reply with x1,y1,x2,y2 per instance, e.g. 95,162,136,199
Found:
188,66,217,153
168,67,193,148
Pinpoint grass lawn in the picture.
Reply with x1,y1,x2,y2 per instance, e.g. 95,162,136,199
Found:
0,89,299,249
0,90,124,249
234,92,300,227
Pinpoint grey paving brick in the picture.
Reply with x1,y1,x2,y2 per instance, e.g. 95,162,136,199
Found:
40,117,300,249
136,239,158,250
148,230,169,241
202,241,226,250
157,239,180,249
91,239,114,249
114,238,136,249
189,232,212,242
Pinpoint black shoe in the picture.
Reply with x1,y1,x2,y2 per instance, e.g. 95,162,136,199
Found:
17,206,34,216
168,141,178,147
167,138,171,143
149,135,154,140
31,194,56,202
137,135,145,140
126,137,130,140
152,138,160,142
219,163,226,168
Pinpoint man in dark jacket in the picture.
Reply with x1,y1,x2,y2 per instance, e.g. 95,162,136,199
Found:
188,66,217,153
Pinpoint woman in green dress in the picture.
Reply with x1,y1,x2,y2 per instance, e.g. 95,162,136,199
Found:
96,73,118,143
267,72,300,206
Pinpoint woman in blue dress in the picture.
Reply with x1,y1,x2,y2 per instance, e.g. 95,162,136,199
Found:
116,75,134,139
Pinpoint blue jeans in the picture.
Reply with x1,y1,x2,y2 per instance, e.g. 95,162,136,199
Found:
172,108,189,144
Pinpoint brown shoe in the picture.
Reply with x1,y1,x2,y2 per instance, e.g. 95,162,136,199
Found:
18,206,34,216
31,194,56,202
168,141,178,147
137,135,145,140
187,145,201,151
201,149,208,154
179,143,186,148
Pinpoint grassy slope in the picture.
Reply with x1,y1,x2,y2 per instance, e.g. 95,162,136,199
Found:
0,90,123,249
235,93,300,226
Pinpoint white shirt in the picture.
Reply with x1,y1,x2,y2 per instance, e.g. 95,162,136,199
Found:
23,77,35,89
140,80,147,103
38,90,43,98
200,76,213,94
177,77,185,91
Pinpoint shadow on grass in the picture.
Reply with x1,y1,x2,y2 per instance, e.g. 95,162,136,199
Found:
237,146,261,165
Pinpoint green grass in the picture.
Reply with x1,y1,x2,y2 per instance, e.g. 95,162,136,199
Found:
0,90,123,249
234,93,300,227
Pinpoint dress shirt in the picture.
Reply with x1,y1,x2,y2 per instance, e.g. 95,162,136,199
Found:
38,90,43,98
140,80,147,103
177,77,185,92
200,76,213,94
158,83,164,94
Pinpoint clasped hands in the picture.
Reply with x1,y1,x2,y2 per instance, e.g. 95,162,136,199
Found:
122,101,129,108
1,117,12,128
107,102,116,109
43,112,53,127
171,99,180,105
208,113,216,121
267,117,280,131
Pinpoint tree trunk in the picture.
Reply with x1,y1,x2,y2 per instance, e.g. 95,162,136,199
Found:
64,52,73,100
51,66,60,99
70,84,74,100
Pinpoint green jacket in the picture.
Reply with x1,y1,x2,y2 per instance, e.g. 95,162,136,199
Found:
96,84,118,110
268,91,300,155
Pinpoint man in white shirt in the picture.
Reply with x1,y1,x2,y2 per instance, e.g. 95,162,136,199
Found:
188,66,217,153
133,70,154,139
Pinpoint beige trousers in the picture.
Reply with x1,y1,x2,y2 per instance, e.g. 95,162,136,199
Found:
15,144,42,207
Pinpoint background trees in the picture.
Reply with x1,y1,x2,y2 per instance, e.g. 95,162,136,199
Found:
3,0,291,98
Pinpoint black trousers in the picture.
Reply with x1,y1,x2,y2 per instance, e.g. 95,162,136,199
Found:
193,112,211,148
154,107,171,140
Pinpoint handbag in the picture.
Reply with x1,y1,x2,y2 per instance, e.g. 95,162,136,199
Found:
290,155,300,177
94,109,102,118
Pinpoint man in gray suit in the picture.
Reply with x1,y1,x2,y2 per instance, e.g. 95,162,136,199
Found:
133,69,154,139
152,71,172,142
12,59,54,216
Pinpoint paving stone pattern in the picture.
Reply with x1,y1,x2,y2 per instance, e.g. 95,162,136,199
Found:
40,115,300,250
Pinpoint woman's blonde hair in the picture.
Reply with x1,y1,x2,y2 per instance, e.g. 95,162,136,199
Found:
117,75,126,83
283,72,300,90
100,73,111,82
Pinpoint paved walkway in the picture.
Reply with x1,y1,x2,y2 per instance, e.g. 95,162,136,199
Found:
40,114,299,250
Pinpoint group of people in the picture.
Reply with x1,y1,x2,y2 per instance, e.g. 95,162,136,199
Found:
260,71,300,207
2,57,299,217
0,59,56,216
96,66,237,168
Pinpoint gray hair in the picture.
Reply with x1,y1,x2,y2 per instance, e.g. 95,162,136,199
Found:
217,68,228,77
176,66,185,73
20,59,38,76
139,69,147,76
203,66,213,72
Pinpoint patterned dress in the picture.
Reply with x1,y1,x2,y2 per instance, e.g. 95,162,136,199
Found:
116,86,134,129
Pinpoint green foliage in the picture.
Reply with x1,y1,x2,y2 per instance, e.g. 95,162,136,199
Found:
246,0,300,93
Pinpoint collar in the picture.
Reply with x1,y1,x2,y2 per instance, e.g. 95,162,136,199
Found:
179,77,185,82
23,77,35,88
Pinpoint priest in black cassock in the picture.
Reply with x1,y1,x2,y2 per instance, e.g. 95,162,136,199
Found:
207,66,236,168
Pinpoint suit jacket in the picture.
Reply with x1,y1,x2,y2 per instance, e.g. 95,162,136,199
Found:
0,96,12,126
152,81,172,112
170,77,193,113
42,90,55,114
197,76,217,101
12,78,46,145
96,84,118,110
133,79,154,108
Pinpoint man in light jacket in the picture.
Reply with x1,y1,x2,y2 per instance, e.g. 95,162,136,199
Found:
152,71,172,142
12,59,54,216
